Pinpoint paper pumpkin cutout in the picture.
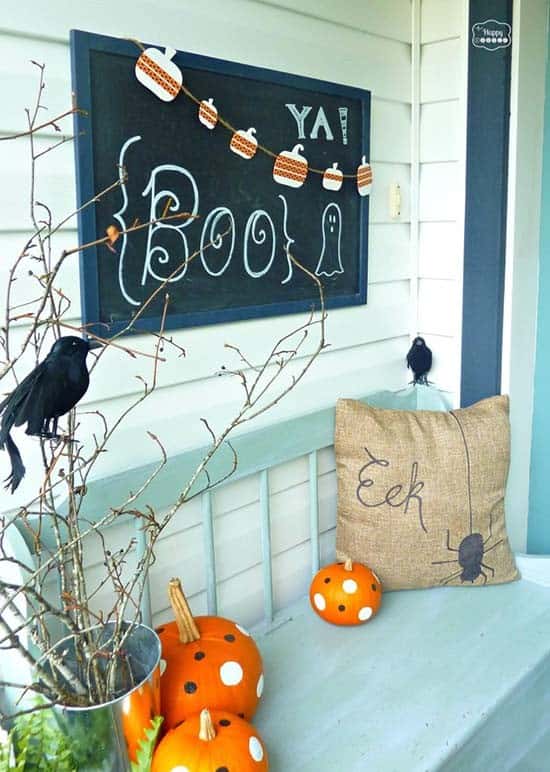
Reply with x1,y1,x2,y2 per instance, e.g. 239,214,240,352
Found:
357,155,373,196
323,162,343,192
230,127,258,159
199,97,218,129
135,46,182,102
273,143,308,188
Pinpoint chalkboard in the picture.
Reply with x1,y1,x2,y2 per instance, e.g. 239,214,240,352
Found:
71,31,371,336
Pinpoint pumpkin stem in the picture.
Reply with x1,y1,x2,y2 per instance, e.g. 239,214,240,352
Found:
168,578,201,643
344,559,353,572
199,709,216,742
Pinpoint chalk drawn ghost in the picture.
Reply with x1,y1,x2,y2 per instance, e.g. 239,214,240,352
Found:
315,203,344,277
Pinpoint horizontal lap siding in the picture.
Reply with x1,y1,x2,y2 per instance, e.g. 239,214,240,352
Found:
418,3,466,397
0,1,414,625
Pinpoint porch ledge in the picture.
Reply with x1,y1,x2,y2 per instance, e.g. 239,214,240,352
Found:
255,570,550,771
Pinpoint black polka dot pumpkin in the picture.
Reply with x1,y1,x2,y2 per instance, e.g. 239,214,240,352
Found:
158,579,264,730
152,708,269,771
309,559,382,625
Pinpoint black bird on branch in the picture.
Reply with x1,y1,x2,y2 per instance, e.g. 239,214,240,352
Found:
0,336,102,493
406,336,432,385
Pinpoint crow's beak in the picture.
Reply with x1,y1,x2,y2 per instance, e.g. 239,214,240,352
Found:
87,339,103,350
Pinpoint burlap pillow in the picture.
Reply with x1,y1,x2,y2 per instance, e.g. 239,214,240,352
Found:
335,395,519,590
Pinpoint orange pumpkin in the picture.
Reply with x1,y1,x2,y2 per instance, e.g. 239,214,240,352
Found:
152,708,269,771
121,676,160,762
309,559,382,625
158,578,264,729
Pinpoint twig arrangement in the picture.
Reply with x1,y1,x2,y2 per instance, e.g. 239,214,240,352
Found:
0,63,327,719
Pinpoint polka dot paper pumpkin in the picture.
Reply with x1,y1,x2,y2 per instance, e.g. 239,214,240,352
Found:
152,708,269,772
309,559,382,625
158,578,264,730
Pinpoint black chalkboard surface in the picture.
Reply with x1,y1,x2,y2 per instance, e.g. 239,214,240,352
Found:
71,31,371,336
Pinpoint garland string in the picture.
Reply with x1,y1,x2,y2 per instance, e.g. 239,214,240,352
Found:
127,37,366,180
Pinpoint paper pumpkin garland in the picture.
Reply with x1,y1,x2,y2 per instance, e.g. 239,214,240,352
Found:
309,559,382,625
357,156,373,197
230,127,258,159
323,162,344,192
273,143,309,188
157,578,264,730
133,42,373,194
135,46,182,102
199,97,218,129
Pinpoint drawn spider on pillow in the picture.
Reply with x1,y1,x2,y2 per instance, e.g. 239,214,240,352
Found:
432,412,503,585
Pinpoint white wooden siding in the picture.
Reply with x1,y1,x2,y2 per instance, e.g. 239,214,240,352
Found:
0,1,469,624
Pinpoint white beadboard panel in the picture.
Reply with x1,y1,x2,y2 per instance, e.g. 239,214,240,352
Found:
421,0,464,44
418,221,461,280
420,100,460,162
418,161,460,222
369,162,411,224
420,38,461,103
255,0,412,42
371,99,411,163
417,277,458,338
1,2,411,101
369,223,412,283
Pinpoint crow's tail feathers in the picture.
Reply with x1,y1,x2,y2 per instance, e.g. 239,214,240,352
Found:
2,433,25,493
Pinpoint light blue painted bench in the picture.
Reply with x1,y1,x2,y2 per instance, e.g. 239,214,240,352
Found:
11,387,550,770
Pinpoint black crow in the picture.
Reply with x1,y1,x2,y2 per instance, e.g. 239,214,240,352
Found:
406,336,432,385
0,336,101,492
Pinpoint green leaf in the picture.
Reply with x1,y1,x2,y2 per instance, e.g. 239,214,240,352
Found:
131,716,163,772
11,702,77,771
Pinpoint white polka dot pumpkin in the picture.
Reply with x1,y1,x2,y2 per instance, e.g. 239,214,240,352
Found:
309,559,382,625
158,579,264,730
152,708,269,772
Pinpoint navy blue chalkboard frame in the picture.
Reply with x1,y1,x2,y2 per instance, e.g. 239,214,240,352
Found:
70,30,370,337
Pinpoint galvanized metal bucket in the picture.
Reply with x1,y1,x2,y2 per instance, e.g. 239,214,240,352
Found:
50,622,161,771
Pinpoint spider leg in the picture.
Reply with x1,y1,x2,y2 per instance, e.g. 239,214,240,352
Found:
440,568,463,585
480,570,488,585
484,538,503,554
432,558,459,565
481,562,495,577
446,529,459,552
